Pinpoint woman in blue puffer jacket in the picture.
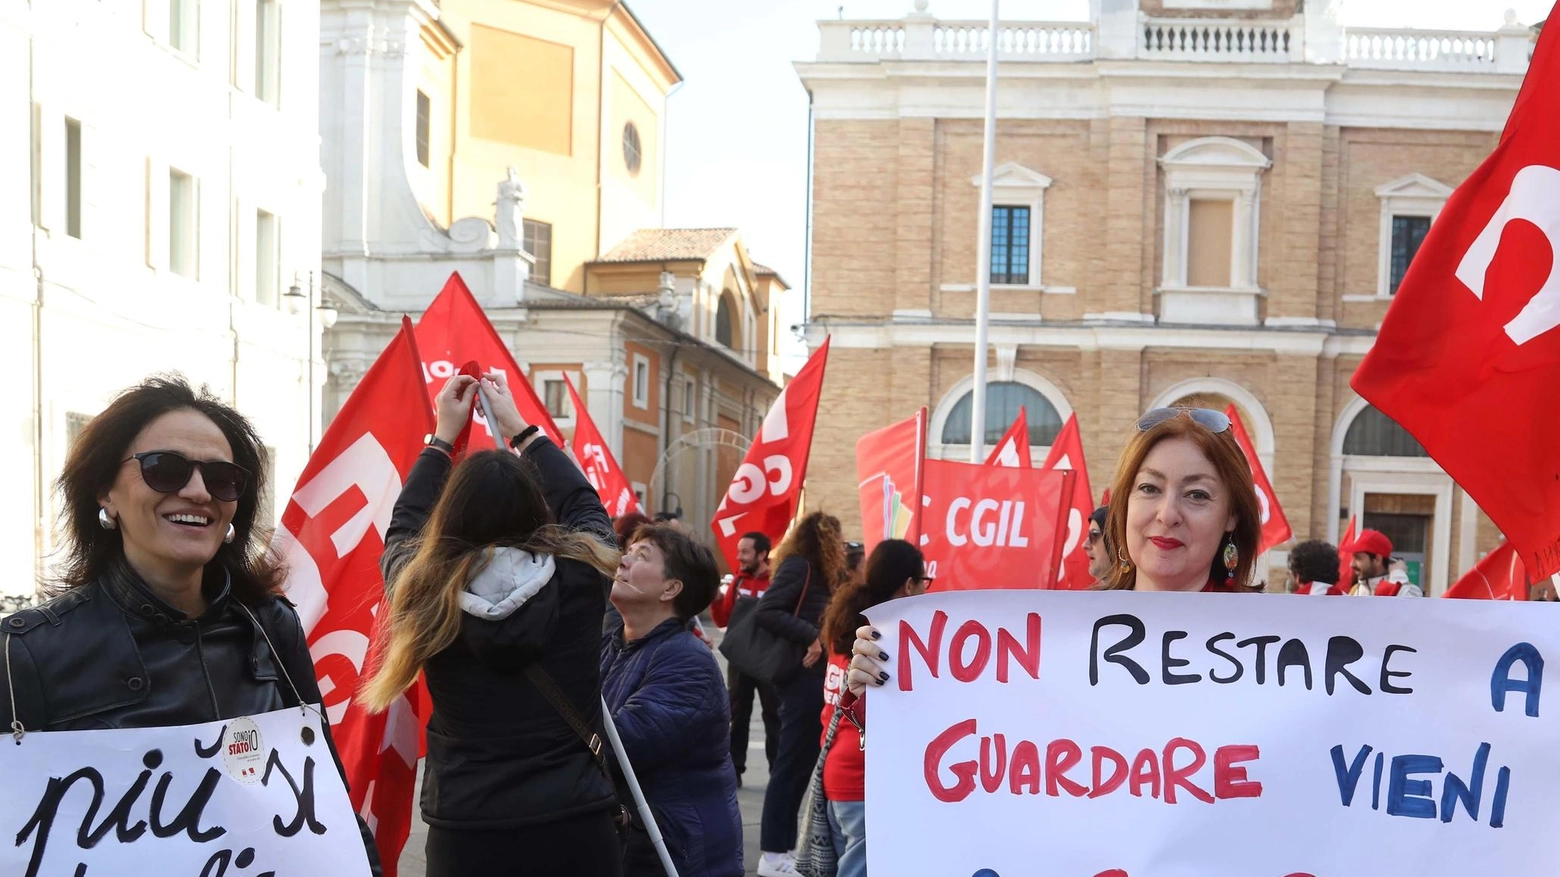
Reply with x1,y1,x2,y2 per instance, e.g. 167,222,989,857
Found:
602,522,744,877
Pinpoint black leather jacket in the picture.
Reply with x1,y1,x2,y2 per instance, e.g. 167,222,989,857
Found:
0,559,383,873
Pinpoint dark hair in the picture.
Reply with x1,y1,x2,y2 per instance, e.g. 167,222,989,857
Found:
740,531,772,556
822,540,924,655
628,523,719,621
55,375,282,605
1289,540,1341,585
1089,506,1108,529
432,451,552,546
773,511,847,588
653,511,681,523
613,512,653,549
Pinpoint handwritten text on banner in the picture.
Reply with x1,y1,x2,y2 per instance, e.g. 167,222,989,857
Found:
1,705,373,877
863,591,1560,877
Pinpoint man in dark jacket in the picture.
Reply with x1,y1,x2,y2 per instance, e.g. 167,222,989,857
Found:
602,524,744,877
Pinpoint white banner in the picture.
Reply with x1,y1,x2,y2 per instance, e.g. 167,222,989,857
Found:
0,705,373,877
864,591,1560,876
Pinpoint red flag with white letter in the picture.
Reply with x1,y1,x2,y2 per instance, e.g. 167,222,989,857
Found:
272,317,431,875
919,458,1071,590
565,374,643,518
1444,540,1529,600
711,338,830,572
984,408,1031,468
1350,19,1560,578
1224,405,1292,555
1041,414,1096,590
856,408,926,555
415,272,563,447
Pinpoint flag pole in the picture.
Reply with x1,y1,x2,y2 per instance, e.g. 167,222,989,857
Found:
969,0,1001,463
477,380,679,877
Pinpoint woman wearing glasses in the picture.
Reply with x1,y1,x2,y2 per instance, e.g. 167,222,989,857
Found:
816,539,931,877
845,406,1262,693
0,377,381,869
1084,505,1111,586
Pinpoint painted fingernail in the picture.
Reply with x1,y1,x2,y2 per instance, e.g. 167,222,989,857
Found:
869,630,881,640
879,651,889,662
878,671,890,683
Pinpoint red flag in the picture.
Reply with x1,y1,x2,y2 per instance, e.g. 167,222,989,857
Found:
856,409,926,554
1041,414,1096,589
1224,405,1292,555
1338,516,1358,590
273,318,431,875
920,459,1072,590
1349,19,1560,579
711,338,830,571
984,407,1032,468
415,272,563,447
1444,540,1529,600
565,374,643,518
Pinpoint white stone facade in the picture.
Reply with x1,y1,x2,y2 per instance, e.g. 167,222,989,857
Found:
2,0,324,597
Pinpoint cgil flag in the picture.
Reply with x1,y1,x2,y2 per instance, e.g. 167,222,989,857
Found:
272,317,431,875
1041,414,1095,590
1225,405,1292,555
1444,540,1529,601
565,373,643,518
984,407,1032,468
711,338,830,572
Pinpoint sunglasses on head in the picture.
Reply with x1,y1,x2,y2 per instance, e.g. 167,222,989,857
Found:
126,451,251,503
1136,407,1231,434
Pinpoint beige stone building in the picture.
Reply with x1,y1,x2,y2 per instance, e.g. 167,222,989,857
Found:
797,0,1537,594
318,0,787,538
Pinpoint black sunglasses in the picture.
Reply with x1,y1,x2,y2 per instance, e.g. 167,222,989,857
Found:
1136,407,1231,434
126,451,251,503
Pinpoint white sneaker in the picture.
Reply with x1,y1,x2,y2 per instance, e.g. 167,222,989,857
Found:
757,852,798,876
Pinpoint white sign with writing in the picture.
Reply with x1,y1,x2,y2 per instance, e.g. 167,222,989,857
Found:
1,705,373,877
864,590,1560,877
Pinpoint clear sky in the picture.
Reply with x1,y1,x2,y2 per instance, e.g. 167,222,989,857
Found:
627,0,1552,370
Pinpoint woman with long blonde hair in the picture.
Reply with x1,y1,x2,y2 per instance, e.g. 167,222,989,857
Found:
364,372,622,877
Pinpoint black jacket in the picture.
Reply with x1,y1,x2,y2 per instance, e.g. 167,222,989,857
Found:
0,559,382,872
754,555,833,677
381,438,618,830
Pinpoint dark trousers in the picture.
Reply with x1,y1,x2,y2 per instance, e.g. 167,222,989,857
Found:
426,810,623,877
759,667,825,853
728,663,780,775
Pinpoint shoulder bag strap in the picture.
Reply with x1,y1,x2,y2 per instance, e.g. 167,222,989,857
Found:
792,566,812,617
524,664,610,779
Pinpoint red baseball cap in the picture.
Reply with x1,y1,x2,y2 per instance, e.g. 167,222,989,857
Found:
1342,529,1393,558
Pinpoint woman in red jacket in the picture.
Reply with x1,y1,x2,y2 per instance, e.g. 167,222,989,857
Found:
816,539,931,877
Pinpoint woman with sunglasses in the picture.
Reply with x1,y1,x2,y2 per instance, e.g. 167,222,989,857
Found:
844,407,1262,694
816,539,931,877
0,377,381,870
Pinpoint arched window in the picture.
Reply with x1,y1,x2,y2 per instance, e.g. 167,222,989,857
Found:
715,293,735,348
940,382,1064,447
1343,405,1427,457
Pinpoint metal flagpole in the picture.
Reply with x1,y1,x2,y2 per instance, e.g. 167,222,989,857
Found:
476,378,680,877
969,0,1002,463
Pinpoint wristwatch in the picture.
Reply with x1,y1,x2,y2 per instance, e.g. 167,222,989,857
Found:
423,434,455,454
509,425,541,449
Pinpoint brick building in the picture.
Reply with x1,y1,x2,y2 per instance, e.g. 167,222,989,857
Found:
796,0,1536,593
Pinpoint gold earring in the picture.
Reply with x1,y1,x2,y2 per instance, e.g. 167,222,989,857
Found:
1116,547,1132,574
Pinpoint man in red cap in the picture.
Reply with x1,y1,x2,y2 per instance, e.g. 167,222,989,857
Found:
1341,529,1423,597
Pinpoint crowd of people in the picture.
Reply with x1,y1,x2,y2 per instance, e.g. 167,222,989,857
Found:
0,371,1442,877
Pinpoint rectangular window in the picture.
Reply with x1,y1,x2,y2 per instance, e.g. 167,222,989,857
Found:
1389,215,1432,295
632,356,650,409
523,219,552,287
1186,198,1235,287
169,169,196,278
255,0,279,105
990,205,1031,285
543,379,569,419
65,412,93,449
65,118,82,239
683,378,695,419
255,209,277,306
415,90,431,168
170,0,195,54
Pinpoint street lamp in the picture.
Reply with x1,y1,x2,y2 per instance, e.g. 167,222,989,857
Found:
284,271,339,455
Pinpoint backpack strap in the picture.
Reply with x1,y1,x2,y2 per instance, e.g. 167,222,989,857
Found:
524,664,610,778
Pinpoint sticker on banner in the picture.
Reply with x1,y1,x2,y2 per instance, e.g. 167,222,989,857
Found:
222,715,267,784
